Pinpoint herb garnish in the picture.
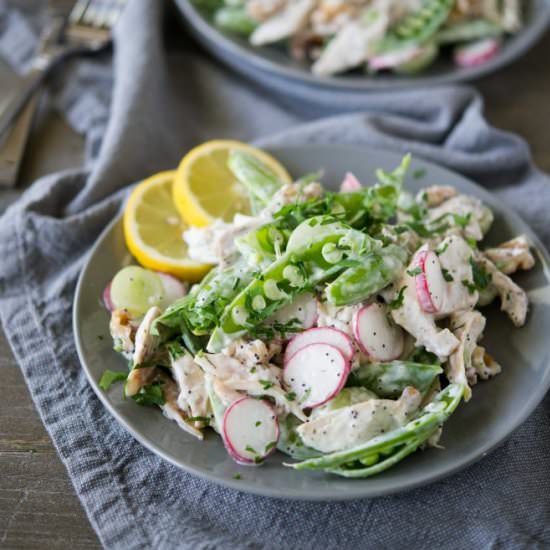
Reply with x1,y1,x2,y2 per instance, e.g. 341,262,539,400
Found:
407,267,422,277
387,286,407,310
131,382,165,406
259,380,274,391
99,370,127,391
441,268,454,282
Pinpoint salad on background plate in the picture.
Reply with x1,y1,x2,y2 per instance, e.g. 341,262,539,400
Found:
99,140,535,479
194,0,523,76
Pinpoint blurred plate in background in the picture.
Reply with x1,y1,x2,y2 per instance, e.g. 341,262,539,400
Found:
175,0,550,92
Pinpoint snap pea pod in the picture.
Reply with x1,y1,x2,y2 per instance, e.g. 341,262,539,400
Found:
325,243,408,306
325,439,420,478
285,383,463,473
207,218,381,351
390,0,454,44
348,361,443,398
228,151,284,207
213,6,257,35
436,20,503,44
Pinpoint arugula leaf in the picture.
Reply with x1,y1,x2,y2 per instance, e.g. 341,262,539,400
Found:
99,370,127,391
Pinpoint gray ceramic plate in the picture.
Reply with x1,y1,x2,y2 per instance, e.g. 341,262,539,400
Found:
74,144,550,500
175,0,550,91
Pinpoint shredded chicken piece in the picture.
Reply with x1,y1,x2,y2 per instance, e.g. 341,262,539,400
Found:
159,373,204,440
125,306,162,397
223,338,282,367
316,301,360,337
436,236,479,316
419,185,458,208
468,346,502,386
475,254,529,327
484,235,535,275
251,0,316,46
109,309,136,356
312,7,389,75
297,387,422,453
447,310,486,401
171,353,210,429
247,0,286,21
426,195,493,242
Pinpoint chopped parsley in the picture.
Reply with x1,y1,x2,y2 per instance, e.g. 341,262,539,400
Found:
255,421,262,427
131,382,165,406
166,340,186,361
259,379,274,391
232,473,242,480
412,168,426,179
99,370,127,391
441,268,454,282
186,416,210,424
248,318,302,340
470,258,492,291
264,441,277,453
435,242,449,255
387,286,407,310
285,391,297,402
245,445,257,454
407,267,422,277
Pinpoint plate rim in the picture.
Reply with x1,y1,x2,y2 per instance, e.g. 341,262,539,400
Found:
175,0,550,91
74,143,550,501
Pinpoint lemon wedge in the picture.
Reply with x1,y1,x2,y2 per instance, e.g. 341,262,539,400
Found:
123,171,212,282
173,140,292,227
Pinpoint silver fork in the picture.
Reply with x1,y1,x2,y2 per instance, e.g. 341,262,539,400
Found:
0,0,126,187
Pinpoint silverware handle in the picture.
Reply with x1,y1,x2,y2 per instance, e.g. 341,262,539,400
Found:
0,68,45,140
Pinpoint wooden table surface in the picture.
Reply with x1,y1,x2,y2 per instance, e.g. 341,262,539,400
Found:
1,33,550,548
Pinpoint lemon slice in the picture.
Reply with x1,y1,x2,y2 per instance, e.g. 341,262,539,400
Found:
173,140,292,227
123,171,212,282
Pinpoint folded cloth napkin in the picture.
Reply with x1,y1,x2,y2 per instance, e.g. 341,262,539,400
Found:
1,1,549,549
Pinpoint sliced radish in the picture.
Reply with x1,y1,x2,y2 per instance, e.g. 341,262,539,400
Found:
413,250,446,314
222,397,279,466
454,38,500,68
284,327,354,364
340,172,362,192
157,272,186,306
353,303,404,361
283,343,350,409
269,292,317,332
103,281,114,312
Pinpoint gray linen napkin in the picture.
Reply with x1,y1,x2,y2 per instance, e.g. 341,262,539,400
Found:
1,1,549,549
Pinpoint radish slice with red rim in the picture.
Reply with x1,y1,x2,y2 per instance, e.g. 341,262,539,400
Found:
283,343,350,409
413,250,446,314
353,303,404,362
103,281,115,312
454,38,500,68
157,272,186,306
284,327,354,364
222,397,279,465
